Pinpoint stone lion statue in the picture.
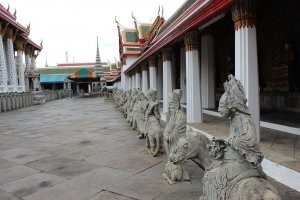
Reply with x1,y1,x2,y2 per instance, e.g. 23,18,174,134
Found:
144,88,161,157
162,89,190,184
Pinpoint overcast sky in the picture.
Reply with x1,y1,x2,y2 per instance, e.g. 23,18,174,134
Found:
3,0,186,67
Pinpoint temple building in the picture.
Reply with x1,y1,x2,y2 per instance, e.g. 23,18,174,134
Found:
38,37,120,94
115,0,300,190
37,61,120,93
0,4,42,93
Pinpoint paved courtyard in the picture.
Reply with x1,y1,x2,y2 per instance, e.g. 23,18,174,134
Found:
0,97,299,200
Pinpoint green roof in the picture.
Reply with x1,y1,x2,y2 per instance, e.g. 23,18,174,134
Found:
111,64,117,69
40,75,68,83
125,31,138,43
140,25,151,37
38,67,95,75
103,66,110,72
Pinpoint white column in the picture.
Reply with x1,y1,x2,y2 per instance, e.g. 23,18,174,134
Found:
201,32,215,109
180,46,186,104
128,75,132,90
31,56,40,91
135,70,141,89
185,30,202,123
24,52,31,91
16,50,26,92
162,48,173,113
157,55,163,100
25,54,31,69
125,74,130,90
142,65,149,94
0,31,8,93
16,39,26,92
171,53,176,89
233,0,260,140
121,71,125,90
132,73,136,89
149,57,157,90
6,29,18,92
88,84,91,93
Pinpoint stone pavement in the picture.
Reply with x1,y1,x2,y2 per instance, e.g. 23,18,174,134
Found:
0,97,299,200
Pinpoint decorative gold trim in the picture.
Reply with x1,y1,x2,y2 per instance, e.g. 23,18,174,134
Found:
232,0,256,30
184,30,199,51
15,39,25,51
0,22,9,36
162,48,172,62
149,56,156,67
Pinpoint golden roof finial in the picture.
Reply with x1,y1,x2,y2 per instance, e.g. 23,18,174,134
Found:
40,40,43,49
161,6,164,18
7,4,10,12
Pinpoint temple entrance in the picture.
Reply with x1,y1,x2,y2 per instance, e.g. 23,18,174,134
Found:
257,0,300,127
67,68,100,95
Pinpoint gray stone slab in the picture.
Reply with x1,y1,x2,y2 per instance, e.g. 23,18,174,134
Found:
85,151,129,166
0,147,51,164
0,173,65,198
49,161,99,179
24,167,133,200
0,165,39,185
154,183,201,200
25,155,81,172
106,151,163,174
108,174,171,200
0,189,20,200
0,158,17,170
87,191,135,200
140,161,165,180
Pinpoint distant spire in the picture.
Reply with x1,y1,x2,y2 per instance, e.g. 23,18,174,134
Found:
45,53,48,67
94,36,103,80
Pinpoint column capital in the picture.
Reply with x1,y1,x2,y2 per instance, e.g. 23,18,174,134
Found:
25,46,34,56
141,62,148,70
0,22,9,36
232,0,256,30
184,30,199,51
6,27,18,41
162,48,172,62
15,39,26,51
148,56,156,67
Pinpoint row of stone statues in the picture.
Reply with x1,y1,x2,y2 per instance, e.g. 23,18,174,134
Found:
113,88,162,157
0,92,34,112
113,87,191,183
0,89,71,113
113,75,281,200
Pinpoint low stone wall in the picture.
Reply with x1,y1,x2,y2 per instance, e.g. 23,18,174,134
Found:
0,89,71,113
